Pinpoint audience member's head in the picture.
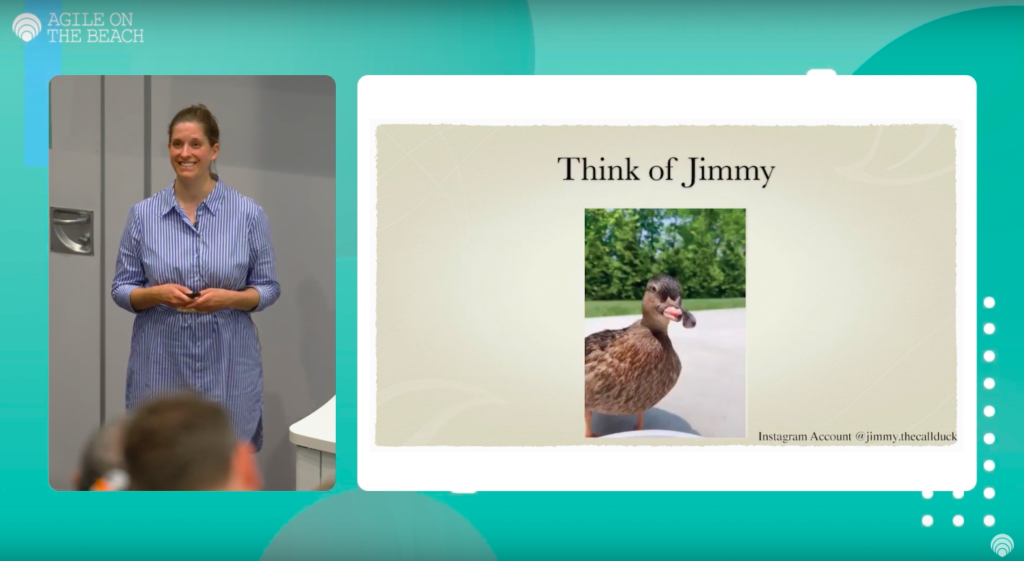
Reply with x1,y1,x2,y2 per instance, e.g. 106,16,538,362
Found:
123,394,262,491
73,417,129,491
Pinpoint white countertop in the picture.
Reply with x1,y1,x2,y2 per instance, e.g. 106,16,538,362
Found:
288,396,336,454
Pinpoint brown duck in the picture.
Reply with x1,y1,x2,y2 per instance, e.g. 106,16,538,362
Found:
584,274,696,438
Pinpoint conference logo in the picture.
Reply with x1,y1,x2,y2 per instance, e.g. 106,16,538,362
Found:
992,534,1015,557
11,12,143,43
12,13,41,42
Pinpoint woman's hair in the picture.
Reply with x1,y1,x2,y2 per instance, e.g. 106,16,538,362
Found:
168,104,221,181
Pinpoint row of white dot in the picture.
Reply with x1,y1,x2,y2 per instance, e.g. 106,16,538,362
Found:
983,298,997,497
922,514,995,527
922,488,995,500
921,297,998,528
979,300,997,527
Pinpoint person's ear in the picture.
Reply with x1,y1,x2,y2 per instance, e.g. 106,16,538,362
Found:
211,143,219,162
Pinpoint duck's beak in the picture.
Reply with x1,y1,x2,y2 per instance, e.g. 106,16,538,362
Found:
662,300,696,328
662,300,683,322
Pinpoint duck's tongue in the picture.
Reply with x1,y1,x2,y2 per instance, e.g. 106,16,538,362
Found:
664,306,682,320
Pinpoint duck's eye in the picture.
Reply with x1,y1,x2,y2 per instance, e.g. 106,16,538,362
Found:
648,286,656,293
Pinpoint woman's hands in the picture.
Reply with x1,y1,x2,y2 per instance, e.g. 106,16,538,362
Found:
181,288,238,313
154,284,195,307
130,284,259,312
130,283,193,311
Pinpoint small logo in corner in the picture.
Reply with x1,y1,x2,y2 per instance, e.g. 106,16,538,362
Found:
992,534,1015,557
12,13,41,42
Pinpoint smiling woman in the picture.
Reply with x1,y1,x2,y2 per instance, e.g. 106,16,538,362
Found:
110,103,281,453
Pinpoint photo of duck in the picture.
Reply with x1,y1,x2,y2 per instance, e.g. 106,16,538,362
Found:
584,274,696,438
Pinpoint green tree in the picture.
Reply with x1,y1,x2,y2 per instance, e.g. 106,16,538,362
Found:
584,208,745,300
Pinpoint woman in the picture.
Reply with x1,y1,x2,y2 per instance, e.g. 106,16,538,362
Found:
111,104,280,452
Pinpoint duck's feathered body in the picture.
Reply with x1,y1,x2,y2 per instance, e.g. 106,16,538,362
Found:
583,274,696,437
585,321,681,415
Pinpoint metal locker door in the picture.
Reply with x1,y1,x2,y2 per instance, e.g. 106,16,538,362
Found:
48,76,102,491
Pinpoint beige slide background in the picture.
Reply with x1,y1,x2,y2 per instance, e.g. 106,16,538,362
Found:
374,124,956,447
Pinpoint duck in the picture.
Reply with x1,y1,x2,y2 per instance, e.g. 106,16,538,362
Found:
584,274,696,438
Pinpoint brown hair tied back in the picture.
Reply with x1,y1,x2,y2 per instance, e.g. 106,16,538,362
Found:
168,104,221,181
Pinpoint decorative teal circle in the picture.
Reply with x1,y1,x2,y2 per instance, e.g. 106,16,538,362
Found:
260,491,496,560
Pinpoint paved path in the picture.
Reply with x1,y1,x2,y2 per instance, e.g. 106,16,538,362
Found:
584,309,746,438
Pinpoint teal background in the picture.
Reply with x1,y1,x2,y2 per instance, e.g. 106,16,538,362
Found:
1,1,1021,558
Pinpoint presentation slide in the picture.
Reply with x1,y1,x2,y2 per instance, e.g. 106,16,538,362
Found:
374,123,956,448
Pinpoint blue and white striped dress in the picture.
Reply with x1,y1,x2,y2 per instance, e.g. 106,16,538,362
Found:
111,179,281,451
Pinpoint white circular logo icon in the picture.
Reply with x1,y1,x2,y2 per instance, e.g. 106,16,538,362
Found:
12,13,42,42
992,534,1015,557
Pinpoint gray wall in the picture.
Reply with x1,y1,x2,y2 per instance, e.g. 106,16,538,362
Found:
49,76,102,491
49,75,336,491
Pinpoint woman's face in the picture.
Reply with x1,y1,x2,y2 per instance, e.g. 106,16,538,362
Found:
169,122,219,181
